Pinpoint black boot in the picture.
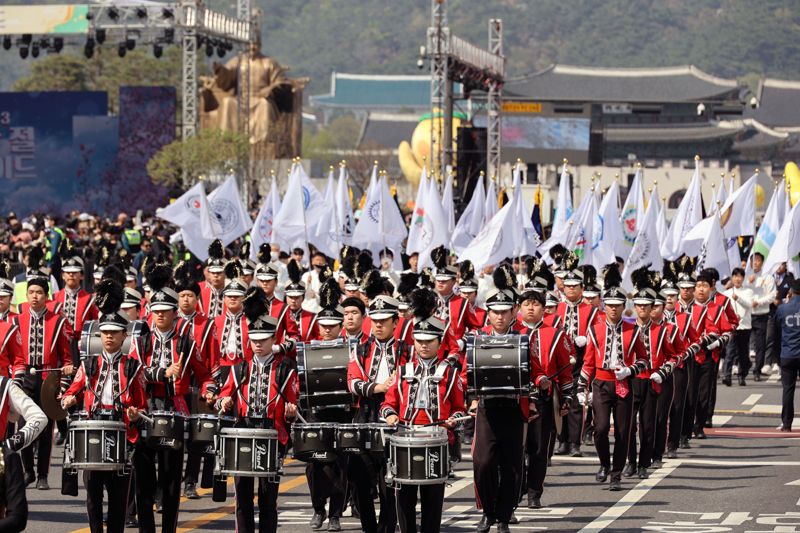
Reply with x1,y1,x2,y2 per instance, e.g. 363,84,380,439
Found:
622,462,636,478
568,444,583,457
596,466,609,482
637,467,648,479
476,514,493,533
679,437,691,449
554,441,568,455
609,478,622,491
310,511,327,530
666,447,678,459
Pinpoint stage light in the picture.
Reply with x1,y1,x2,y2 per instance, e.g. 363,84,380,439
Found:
96,29,106,44
217,45,226,58
84,38,95,58
53,37,64,53
2,37,11,51
126,37,136,51
108,8,119,21
136,7,147,19
164,28,174,44
118,43,126,58
205,42,214,57
153,44,163,58
31,43,39,58
21,34,31,45
19,47,28,59
162,8,174,19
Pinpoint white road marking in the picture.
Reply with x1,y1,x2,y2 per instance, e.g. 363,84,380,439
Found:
786,478,800,486
577,465,678,532
676,458,800,467
711,415,732,426
445,471,475,497
742,393,762,405
749,404,782,414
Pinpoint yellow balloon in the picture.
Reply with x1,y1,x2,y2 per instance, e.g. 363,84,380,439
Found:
786,162,800,206
755,183,765,209
399,110,462,186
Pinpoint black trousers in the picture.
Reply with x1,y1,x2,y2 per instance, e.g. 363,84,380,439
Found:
134,441,183,533
526,402,555,498
591,380,634,482
683,357,700,439
562,347,585,446
21,371,53,477
473,400,524,523
653,378,673,461
752,314,770,373
765,311,780,366
348,451,395,533
668,366,688,450
84,470,130,533
694,356,717,432
184,449,214,488
395,483,445,533
307,456,347,518
628,378,657,468
781,358,800,429
724,330,752,379
234,475,279,533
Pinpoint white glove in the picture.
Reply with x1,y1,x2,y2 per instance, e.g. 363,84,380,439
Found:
577,392,587,406
650,372,663,384
614,366,632,380
574,335,588,348
707,340,721,351
537,376,551,390
271,344,281,354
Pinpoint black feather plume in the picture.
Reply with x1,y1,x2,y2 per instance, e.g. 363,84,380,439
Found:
355,251,374,279
174,261,191,281
0,260,9,280
340,254,356,279
397,272,419,297
581,265,597,286
27,247,44,270
459,260,475,281
631,266,652,291
239,242,250,260
257,243,271,264
677,255,695,275
410,288,437,320
418,267,435,289
339,245,357,263
287,259,302,284
101,264,127,287
563,251,579,272
95,279,125,314
243,286,268,323
431,245,448,270
602,263,623,289
319,278,342,310
492,263,516,291
662,259,679,282
549,243,567,265
208,239,224,260
145,262,173,293
360,270,385,300
318,265,333,285
224,259,243,280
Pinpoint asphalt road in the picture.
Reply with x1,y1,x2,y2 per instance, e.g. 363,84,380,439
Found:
21,368,800,533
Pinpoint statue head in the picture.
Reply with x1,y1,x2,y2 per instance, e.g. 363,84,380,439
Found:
248,31,262,58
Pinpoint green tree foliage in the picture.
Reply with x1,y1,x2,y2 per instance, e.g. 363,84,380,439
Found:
146,128,249,188
303,115,363,164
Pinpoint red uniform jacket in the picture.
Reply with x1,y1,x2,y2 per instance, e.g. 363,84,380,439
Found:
183,312,220,383
684,300,732,363
198,281,226,318
289,309,319,343
217,357,297,445
13,309,72,382
664,310,698,368
132,320,216,414
555,300,600,340
0,322,24,381
581,320,648,386
438,294,480,340
380,353,466,431
473,307,488,330
266,296,297,346
53,288,98,340
215,312,250,367
634,322,679,391
713,291,740,331
525,322,575,399
347,336,402,408
65,353,148,442
0,310,18,323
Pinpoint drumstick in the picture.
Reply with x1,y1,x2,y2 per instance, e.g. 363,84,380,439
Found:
416,415,473,428
29,366,69,375
274,387,307,424
545,362,574,381
137,413,154,425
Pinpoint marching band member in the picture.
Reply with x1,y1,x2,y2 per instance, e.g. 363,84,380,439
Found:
342,297,368,342
133,263,217,533
120,287,144,322
14,268,72,490
554,253,600,457
624,268,678,479
471,264,547,533
61,278,147,533
217,287,298,533
381,304,466,533
347,287,401,533
578,264,648,491
521,259,561,329
458,261,486,329
199,239,227,319
518,268,575,509
305,272,347,531
431,246,480,340
0,263,24,382
394,272,419,341
174,263,221,499
254,244,298,349
215,261,252,374
286,260,320,343
0,261,17,323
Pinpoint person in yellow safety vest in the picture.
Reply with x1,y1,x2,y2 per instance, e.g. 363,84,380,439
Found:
121,226,143,254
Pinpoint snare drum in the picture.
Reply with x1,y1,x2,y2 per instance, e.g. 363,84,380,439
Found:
296,339,353,411
292,422,337,463
387,427,449,486
188,414,235,454
143,411,186,450
364,423,395,455
466,334,530,397
335,423,368,453
216,427,279,478
66,419,128,471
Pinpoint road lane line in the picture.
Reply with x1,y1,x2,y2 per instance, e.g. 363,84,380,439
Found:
577,464,677,532
742,393,762,405
711,415,732,427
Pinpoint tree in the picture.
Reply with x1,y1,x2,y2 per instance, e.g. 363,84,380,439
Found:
147,129,249,188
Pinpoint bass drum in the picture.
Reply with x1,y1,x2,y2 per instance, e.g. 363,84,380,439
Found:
296,339,354,413
79,319,148,358
466,333,530,398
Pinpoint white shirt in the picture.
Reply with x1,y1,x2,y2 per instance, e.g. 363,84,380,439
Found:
100,350,123,406
414,356,437,410
744,270,777,316
723,286,754,330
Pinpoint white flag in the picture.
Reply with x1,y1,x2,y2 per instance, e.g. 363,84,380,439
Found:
592,181,623,270
662,159,704,260
415,175,450,270
272,164,308,253
250,175,280,260
484,178,499,224
158,182,220,261
695,213,732,280
653,184,668,245
207,176,253,246
617,166,645,260
322,167,335,200
451,176,486,254
763,200,800,276
458,200,516,271
406,165,430,255
622,188,663,291
352,171,407,269
752,182,788,261
335,165,354,245
552,163,573,238
511,166,541,257
564,188,597,265
442,173,456,234
718,173,757,238
308,169,340,259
